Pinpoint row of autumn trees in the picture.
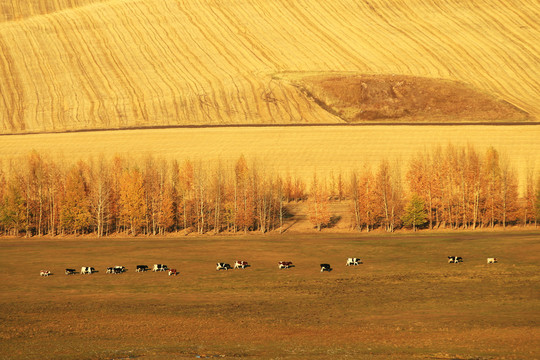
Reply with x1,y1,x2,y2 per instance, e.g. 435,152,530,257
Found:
0,145,539,237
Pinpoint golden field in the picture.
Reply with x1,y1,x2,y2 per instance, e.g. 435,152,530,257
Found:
0,0,539,132
1,125,539,193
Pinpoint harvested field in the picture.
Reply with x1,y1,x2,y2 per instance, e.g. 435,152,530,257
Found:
0,0,539,133
0,232,539,359
1,125,538,193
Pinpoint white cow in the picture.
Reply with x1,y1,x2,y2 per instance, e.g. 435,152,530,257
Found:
346,258,362,266
81,267,95,274
153,264,168,272
216,263,231,271
40,270,51,276
487,257,497,264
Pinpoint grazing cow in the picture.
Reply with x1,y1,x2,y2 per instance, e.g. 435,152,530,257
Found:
346,257,362,266
40,270,51,276
136,265,148,272
106,267,114,274
320,263,332,272
114,266,126,274
65,268,76,275
168,269,178,276
487,257,498,264
448,256,463,264
278,261,293,269
216,263,232,271
234,261,249,269
153,264,168,272
81,267,95,274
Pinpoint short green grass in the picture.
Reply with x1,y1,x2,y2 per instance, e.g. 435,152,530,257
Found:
0,231,538,359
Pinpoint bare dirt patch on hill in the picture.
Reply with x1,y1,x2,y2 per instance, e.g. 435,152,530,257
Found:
281,73,530,123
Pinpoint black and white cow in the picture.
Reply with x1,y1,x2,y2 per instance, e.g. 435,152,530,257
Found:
278,261,293,269
448,256,463,264
65,268,76,275
81,266,95,274
320,263,332,272
106,267,114,274
114,266,126,274
234,261,249,269
346,257,362,266
136,265,149,272
153,264,168,272
216,263,232,271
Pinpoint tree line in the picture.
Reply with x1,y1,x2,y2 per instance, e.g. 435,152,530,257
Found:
0,145,538,237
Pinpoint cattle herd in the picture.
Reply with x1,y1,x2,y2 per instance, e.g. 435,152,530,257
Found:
38,256,498,277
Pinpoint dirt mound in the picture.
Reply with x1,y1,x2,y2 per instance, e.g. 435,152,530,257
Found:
283,73,529,122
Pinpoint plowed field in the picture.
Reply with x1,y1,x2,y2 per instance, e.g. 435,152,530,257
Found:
0,0,538,133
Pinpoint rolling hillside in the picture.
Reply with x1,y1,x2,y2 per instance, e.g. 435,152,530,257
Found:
0,0,538,133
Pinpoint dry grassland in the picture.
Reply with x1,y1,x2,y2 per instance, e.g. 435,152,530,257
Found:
0,0,538,133
281,73,530,122
1,125,538,193
0,232,538,359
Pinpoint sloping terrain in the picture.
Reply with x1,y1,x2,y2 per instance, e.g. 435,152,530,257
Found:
281,73,530,122
0,0,538,133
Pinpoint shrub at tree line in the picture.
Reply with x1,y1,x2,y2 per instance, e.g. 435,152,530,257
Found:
0,145,538,237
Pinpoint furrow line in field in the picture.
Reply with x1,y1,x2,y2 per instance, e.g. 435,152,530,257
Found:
438,0,539,107
175,0,242,123
263,0,346,70
88,4,142,128
158,0,221,122
10,31,45,131
379,0,482,80
343,0,421,75
116,2,171,123
230,1,315,72
106,1,168,124
358,0,449,78
0,35,20,131
210,4,288,121
205,3,273,72
287,0,370,70
277,0,353,70
383,0,524,108
45,10,93,128
130,1,185,124
216,3,282,70
184,2,268,122
313,0,399,74
143,1,194,123
66,8,123,128
24,17,67,131
93,4,152,126
474,0,540,65
51,9,110,128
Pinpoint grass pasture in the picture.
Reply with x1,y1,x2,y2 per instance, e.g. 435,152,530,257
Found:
0,232,539,359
